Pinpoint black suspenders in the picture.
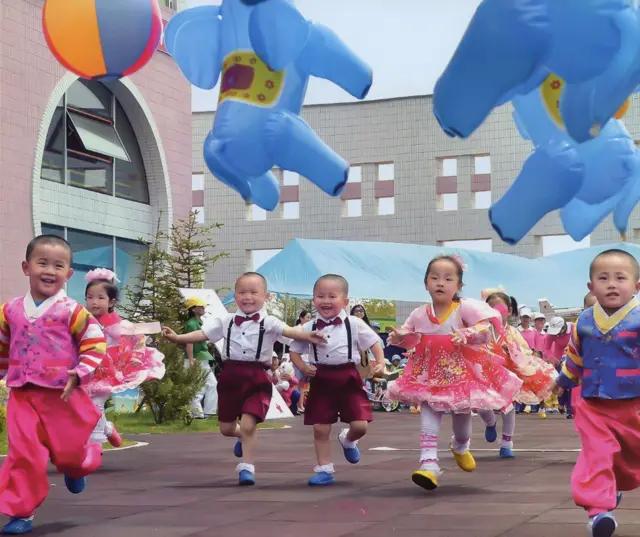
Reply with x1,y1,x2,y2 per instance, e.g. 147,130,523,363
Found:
226,318,266,361
311,317,353,363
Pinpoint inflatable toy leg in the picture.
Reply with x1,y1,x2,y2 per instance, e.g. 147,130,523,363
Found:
561,196,620,242
265,112,349,197
489,142,583,244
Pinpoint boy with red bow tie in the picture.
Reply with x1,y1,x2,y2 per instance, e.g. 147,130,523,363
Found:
290,274,385,486
163,272,324,486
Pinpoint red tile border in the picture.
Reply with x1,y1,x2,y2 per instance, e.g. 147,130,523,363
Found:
375,180,394,198
436,176,457,195
192,190,204,207
340,182,362,201
280,185,299,203
471,174,491,192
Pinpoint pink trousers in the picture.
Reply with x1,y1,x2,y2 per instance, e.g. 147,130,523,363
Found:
0,386,103,518
572,394,640,517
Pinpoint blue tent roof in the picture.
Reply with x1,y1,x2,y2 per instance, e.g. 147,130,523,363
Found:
223,239,640,308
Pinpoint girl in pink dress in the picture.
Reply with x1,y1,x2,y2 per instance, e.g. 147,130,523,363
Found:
84,269,166,447
478,291,558,458
387,255,522,491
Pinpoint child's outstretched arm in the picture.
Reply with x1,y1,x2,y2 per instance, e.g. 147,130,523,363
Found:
162,326,209,344
452,320,493,345
556,324,582,393
69,304,108,385
282,325,326,345
387,310,421,349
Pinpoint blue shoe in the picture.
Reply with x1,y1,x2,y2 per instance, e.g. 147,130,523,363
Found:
308,471,334,486
485,424,498,443
616,492,623,508
238,469,255,486
339,432,360,464
499,447,515,459
234,440,243,458
2,518,33,534
64,475,86,494
588,512,617,537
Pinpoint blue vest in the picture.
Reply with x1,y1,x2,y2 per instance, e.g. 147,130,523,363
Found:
577,306,640,399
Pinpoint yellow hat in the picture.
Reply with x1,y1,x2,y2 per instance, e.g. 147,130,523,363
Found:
184,296,207,310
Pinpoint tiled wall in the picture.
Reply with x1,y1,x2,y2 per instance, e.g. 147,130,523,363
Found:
0,0,192,300
195,89,640,323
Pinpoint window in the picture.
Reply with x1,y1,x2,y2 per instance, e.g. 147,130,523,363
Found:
348,166,362,183
282,171,299,186
282,202,299,219
249,205,267,221
441,158,457,177
192,173,204,191
41,79,150,204
437,193,458,211
474,155,491,174
344,199,362,217
192,207,205,224
542,234,590,256
443,239,492,253
41,224,148,304
378,197,395,215
378,163,394,182
251,249,282,271
474,191,492,209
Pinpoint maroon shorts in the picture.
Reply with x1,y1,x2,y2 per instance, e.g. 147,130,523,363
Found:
217,360,272,424
304,363,373,425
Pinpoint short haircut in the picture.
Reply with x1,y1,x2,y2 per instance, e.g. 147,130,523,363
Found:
26,235,73,264
589,249,640,280
235,271,268,290
313,274,349,295
583,292,596,309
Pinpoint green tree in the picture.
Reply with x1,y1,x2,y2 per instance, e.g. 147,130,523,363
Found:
355,299,396,326
120,211,228,423
265,294,314,326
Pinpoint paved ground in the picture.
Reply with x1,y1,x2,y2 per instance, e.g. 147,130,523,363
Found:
5,411,639,536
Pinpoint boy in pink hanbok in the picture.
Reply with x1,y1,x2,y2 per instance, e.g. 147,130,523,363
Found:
557,249,640,537
0,235,107,535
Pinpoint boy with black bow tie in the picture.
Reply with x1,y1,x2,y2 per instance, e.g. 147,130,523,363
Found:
163,272,324,486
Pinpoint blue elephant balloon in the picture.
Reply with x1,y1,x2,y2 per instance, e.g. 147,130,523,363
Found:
433,0,638,140
489,73,640,245
165,0,373,210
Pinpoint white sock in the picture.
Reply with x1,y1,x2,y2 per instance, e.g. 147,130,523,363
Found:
339,428,357,449
314,463,335,474
104,421,114,437
418,460,442,476
236,462,255,474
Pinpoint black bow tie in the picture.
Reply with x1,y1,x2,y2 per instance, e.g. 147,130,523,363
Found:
317,317,342,330
235,313,260,326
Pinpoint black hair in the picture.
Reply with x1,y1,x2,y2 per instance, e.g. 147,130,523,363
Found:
295,310,310,326
314,274,349,295
590,248,640,280
486,291,518,319
424,255,464,302
350,304,371,326
85,279,119,313
236,271,268,290
26,234,73,263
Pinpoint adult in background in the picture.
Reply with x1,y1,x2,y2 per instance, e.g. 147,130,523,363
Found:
291,309,312,413
183,297,218,419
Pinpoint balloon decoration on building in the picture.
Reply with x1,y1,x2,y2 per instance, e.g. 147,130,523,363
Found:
432,0,640,244
165,0,373,211
42,0,163,81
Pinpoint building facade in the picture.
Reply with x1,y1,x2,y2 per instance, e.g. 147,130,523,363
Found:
193,94,640,316
0,0,192,302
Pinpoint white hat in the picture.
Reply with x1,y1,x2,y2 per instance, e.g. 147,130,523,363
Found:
546,316,566,336
533,312,546,320
519,307,533,318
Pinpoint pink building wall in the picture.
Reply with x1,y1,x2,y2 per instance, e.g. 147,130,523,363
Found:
0,0,192,301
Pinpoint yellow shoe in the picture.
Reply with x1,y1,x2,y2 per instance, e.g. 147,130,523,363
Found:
540,411,547,419
523,405,531,414
411,470,439,490
450,446,476,472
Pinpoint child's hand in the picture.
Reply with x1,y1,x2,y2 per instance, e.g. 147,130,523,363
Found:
307,331,327,345
387,327,405,345
373,361,385,377
61,371,79,401
162,327,177,341
451,329,467,345
553,382,565,397
301,364,317,378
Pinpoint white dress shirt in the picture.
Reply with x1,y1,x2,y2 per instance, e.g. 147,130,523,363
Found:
290,310,379,366
202,307,286,365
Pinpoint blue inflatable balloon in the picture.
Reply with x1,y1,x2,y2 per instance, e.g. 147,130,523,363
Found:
489,74,640,244
165,0,373,210
433,0,637,140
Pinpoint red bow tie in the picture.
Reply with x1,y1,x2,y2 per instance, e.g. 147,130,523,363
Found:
235,313,260,326
317,317,342,330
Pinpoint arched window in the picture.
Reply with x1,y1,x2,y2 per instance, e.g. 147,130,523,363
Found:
41,79,150,204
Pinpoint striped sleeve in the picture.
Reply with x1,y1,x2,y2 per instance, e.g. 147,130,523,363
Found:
0,304,10,379
68,304,107,385
558,322,582,389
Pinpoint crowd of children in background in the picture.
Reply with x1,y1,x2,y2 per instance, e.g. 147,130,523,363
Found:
0,233,636,537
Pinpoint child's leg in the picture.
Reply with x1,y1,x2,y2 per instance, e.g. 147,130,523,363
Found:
477,409,498,443
338,420,367,464
238,413,258,465
499,409,516,458
0,390,50,522
418,402,443,469
451,412,476,472
313,423,333,467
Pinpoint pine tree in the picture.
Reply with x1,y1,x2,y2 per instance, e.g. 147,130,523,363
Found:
120,212,228,423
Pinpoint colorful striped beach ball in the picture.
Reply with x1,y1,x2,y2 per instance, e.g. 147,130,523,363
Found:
43,0,163,81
